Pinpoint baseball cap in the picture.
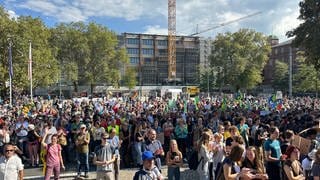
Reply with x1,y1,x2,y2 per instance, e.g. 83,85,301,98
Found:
142,151,154,161
80,124,86,129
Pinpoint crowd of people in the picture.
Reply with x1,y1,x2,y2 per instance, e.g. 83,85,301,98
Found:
0,94,319,180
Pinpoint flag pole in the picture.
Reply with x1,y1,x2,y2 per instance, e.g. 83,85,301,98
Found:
29,41,33,101
8,39,13,106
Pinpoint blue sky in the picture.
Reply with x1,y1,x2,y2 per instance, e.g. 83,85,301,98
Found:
1,0,301,41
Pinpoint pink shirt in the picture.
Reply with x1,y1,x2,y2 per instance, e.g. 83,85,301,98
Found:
46,144,61,167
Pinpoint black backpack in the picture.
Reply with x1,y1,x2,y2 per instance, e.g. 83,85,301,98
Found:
188,150,203,170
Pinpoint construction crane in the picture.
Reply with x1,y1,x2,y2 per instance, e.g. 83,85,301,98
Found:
168,0,176,82
189,11,262,36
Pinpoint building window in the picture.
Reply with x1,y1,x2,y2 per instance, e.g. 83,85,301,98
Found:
142,48,154,55
142,39,153,45
130,57,140,64
157,40,167,46
127,38,139,45
127,48,139,54
144,58,152,63
274,48,278,55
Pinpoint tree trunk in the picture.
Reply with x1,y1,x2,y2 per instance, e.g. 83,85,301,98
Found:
73,81,78,92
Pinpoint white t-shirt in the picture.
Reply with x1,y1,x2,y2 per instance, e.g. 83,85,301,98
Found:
0,155,24,180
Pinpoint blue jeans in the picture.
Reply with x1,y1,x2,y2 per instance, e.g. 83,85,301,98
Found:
168,166,180,180
134,142,144,165
76,152,89,175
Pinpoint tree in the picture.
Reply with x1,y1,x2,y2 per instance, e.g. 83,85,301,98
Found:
287,0,320,70
199,66,216,93
293,52,320,93
273,60,289,91
50,22,89,92
209,29,271,91
122,66,138,89
0,7,59,94
51,22,130,94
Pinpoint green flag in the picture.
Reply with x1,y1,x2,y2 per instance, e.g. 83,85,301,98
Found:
194,96,200,111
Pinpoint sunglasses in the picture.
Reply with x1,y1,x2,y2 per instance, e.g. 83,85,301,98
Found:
5,149,14,152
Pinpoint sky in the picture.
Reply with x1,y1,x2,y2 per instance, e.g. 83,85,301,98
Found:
1,0,302,42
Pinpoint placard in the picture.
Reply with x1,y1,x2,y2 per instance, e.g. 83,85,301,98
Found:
292,135,311,155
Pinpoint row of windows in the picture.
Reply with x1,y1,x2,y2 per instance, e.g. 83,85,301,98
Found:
130,57,139,64
127,48,139,54
142,49,154,55
126,38,168,46
127,48,155,55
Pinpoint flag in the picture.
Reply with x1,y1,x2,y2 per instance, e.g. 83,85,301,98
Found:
183,99,187,113
221,97,227,111
194,96,200,111
8,46,13,78
28,42,32,80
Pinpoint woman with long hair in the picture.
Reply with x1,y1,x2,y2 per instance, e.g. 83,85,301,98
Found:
219,145,252,180
283,145,305,180
312,148,320,180
242,146,268,179
133,123,145,167
197,131,214,180
42,128,65,180
166,139,183,180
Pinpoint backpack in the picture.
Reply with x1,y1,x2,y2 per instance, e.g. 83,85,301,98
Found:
188,150,203,170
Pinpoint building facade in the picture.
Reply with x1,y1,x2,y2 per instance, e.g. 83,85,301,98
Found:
118,33,200,86
263,38,301,86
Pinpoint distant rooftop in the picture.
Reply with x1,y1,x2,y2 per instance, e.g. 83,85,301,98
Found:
272,39,293,48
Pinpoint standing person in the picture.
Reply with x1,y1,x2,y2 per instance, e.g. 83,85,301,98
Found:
237,117,249,147
41,129,65,180
145,129,164,171
264,127,283,180
312,149,320,180
242,146,268,179
219,145,253,180
75,124,90,178
119,122,130,168
133,123,145,168
0,143,24,180
166,139,183,180
197,132,213,180
109,128,121,180
174,118,188,158
27,124,41,167
283,145,305,180
93,133,116,180
163,118,174,153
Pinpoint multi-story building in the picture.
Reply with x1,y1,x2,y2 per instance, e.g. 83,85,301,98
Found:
263,37,301,85
118,33,200,86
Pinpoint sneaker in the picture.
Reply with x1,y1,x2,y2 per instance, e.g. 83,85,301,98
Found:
76,174,81,179
84,174,89,178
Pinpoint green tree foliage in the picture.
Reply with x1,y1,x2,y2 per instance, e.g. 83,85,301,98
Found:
122,66,138,89
0,7,59,92
287,0,320,70
209,29,271,91
51,22,129,92
293,52,320,92
273,61,289,91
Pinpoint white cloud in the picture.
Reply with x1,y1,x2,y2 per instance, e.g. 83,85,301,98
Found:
7,10,19,20
143,25,168,35
4,0,302,42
